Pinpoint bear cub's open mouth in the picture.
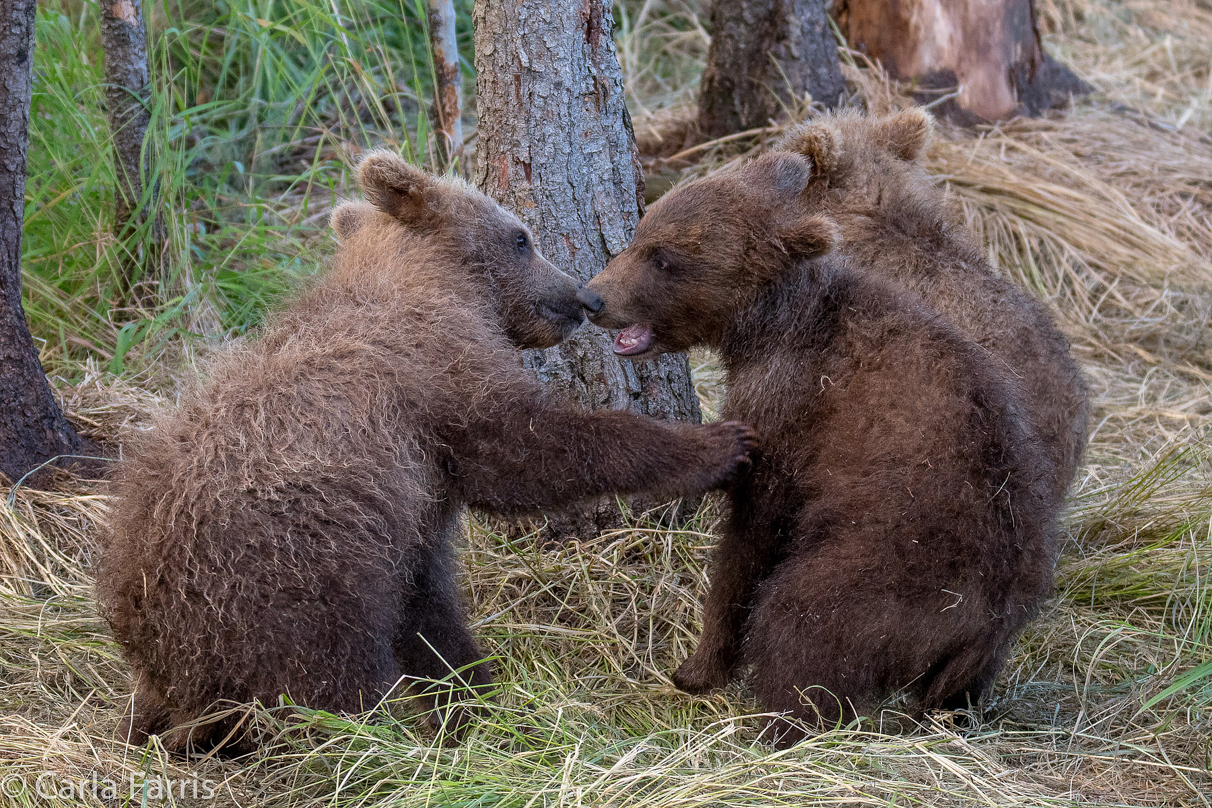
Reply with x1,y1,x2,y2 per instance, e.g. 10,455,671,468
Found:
613,324,654,356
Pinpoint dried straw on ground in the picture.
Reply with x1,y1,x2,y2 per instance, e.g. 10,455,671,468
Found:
2,0,1211,804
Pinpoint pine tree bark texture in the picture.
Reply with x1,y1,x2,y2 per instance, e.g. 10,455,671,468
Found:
428,0,464,170
100,0,161,285
697,0,844,139
0,0,87,484
835,0,1089,121
473,0,703,532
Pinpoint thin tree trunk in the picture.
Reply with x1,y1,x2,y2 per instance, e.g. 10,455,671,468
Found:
0,0,89,485
697,0,844,139
100,0,162,293
428,0,463,171
835,0,1089,122
474,0,704,537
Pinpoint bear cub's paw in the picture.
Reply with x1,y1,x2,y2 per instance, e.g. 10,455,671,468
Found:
700,421,760,489
672,651,733,694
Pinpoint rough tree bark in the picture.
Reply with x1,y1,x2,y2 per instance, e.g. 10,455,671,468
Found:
0,0,89,484
697,0,844,139
100,0,162,291
474,0,704,536
835,0,1089,122
427,0,464,171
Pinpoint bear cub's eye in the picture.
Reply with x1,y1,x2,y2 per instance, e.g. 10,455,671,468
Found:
516,231,530,254
652,254,672,272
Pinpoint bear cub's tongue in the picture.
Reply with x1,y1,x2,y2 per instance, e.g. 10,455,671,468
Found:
613,325,654,356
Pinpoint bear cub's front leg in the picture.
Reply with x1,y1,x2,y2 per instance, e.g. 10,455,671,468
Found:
451,402,759,515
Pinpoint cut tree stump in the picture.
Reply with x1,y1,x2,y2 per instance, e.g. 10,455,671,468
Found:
835,0,1090,122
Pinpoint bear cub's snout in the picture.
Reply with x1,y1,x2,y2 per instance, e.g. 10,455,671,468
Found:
575,286,605,315
537,273,586,338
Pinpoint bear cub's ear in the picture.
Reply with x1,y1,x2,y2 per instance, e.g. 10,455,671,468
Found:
779,215,840,260
356,149,441,226
778,121,841,177
330,201,378,241
874,109,934,162
758,151,814,195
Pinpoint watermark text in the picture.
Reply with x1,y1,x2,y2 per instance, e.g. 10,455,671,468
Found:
1,771,218,802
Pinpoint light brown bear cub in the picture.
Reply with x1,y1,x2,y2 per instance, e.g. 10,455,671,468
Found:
580,151,1060,742
778,109,1088,504
98,152,756,753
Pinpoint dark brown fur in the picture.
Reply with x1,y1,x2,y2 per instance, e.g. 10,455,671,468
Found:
97,152,757,753
777,110,1089,504
582,152,1061,742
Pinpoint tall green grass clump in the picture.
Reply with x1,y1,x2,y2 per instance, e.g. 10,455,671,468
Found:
23,0,473,377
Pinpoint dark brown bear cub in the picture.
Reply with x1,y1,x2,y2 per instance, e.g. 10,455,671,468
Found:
777,110,1088,505
98,152,757,753
580,152,1060,742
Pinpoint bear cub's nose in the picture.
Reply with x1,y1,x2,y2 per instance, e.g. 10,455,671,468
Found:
576,287,605,314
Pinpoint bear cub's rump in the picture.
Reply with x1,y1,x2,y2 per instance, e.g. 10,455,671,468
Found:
582,149,1061,742
98,152,756,753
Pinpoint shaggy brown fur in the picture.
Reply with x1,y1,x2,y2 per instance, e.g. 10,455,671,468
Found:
97,152,757,754
776,110,1089,504
580,152,1060,742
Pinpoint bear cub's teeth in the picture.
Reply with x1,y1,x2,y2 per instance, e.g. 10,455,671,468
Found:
614,325,654,356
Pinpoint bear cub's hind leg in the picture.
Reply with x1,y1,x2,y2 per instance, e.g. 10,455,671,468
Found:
393,543,493,735
674,487,788,695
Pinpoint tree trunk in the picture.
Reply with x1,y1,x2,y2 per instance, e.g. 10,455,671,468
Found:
697,0,844,139
835,0,1090,122
100,0,162,293
474,0,704,537
428,0,464,172
0,0,88,485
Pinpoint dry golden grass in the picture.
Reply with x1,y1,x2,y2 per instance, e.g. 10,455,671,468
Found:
2,0,1211,804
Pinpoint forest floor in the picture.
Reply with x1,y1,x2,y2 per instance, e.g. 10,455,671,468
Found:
2,0,1211,805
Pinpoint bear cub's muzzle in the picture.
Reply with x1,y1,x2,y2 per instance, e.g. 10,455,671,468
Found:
576,287,605,314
